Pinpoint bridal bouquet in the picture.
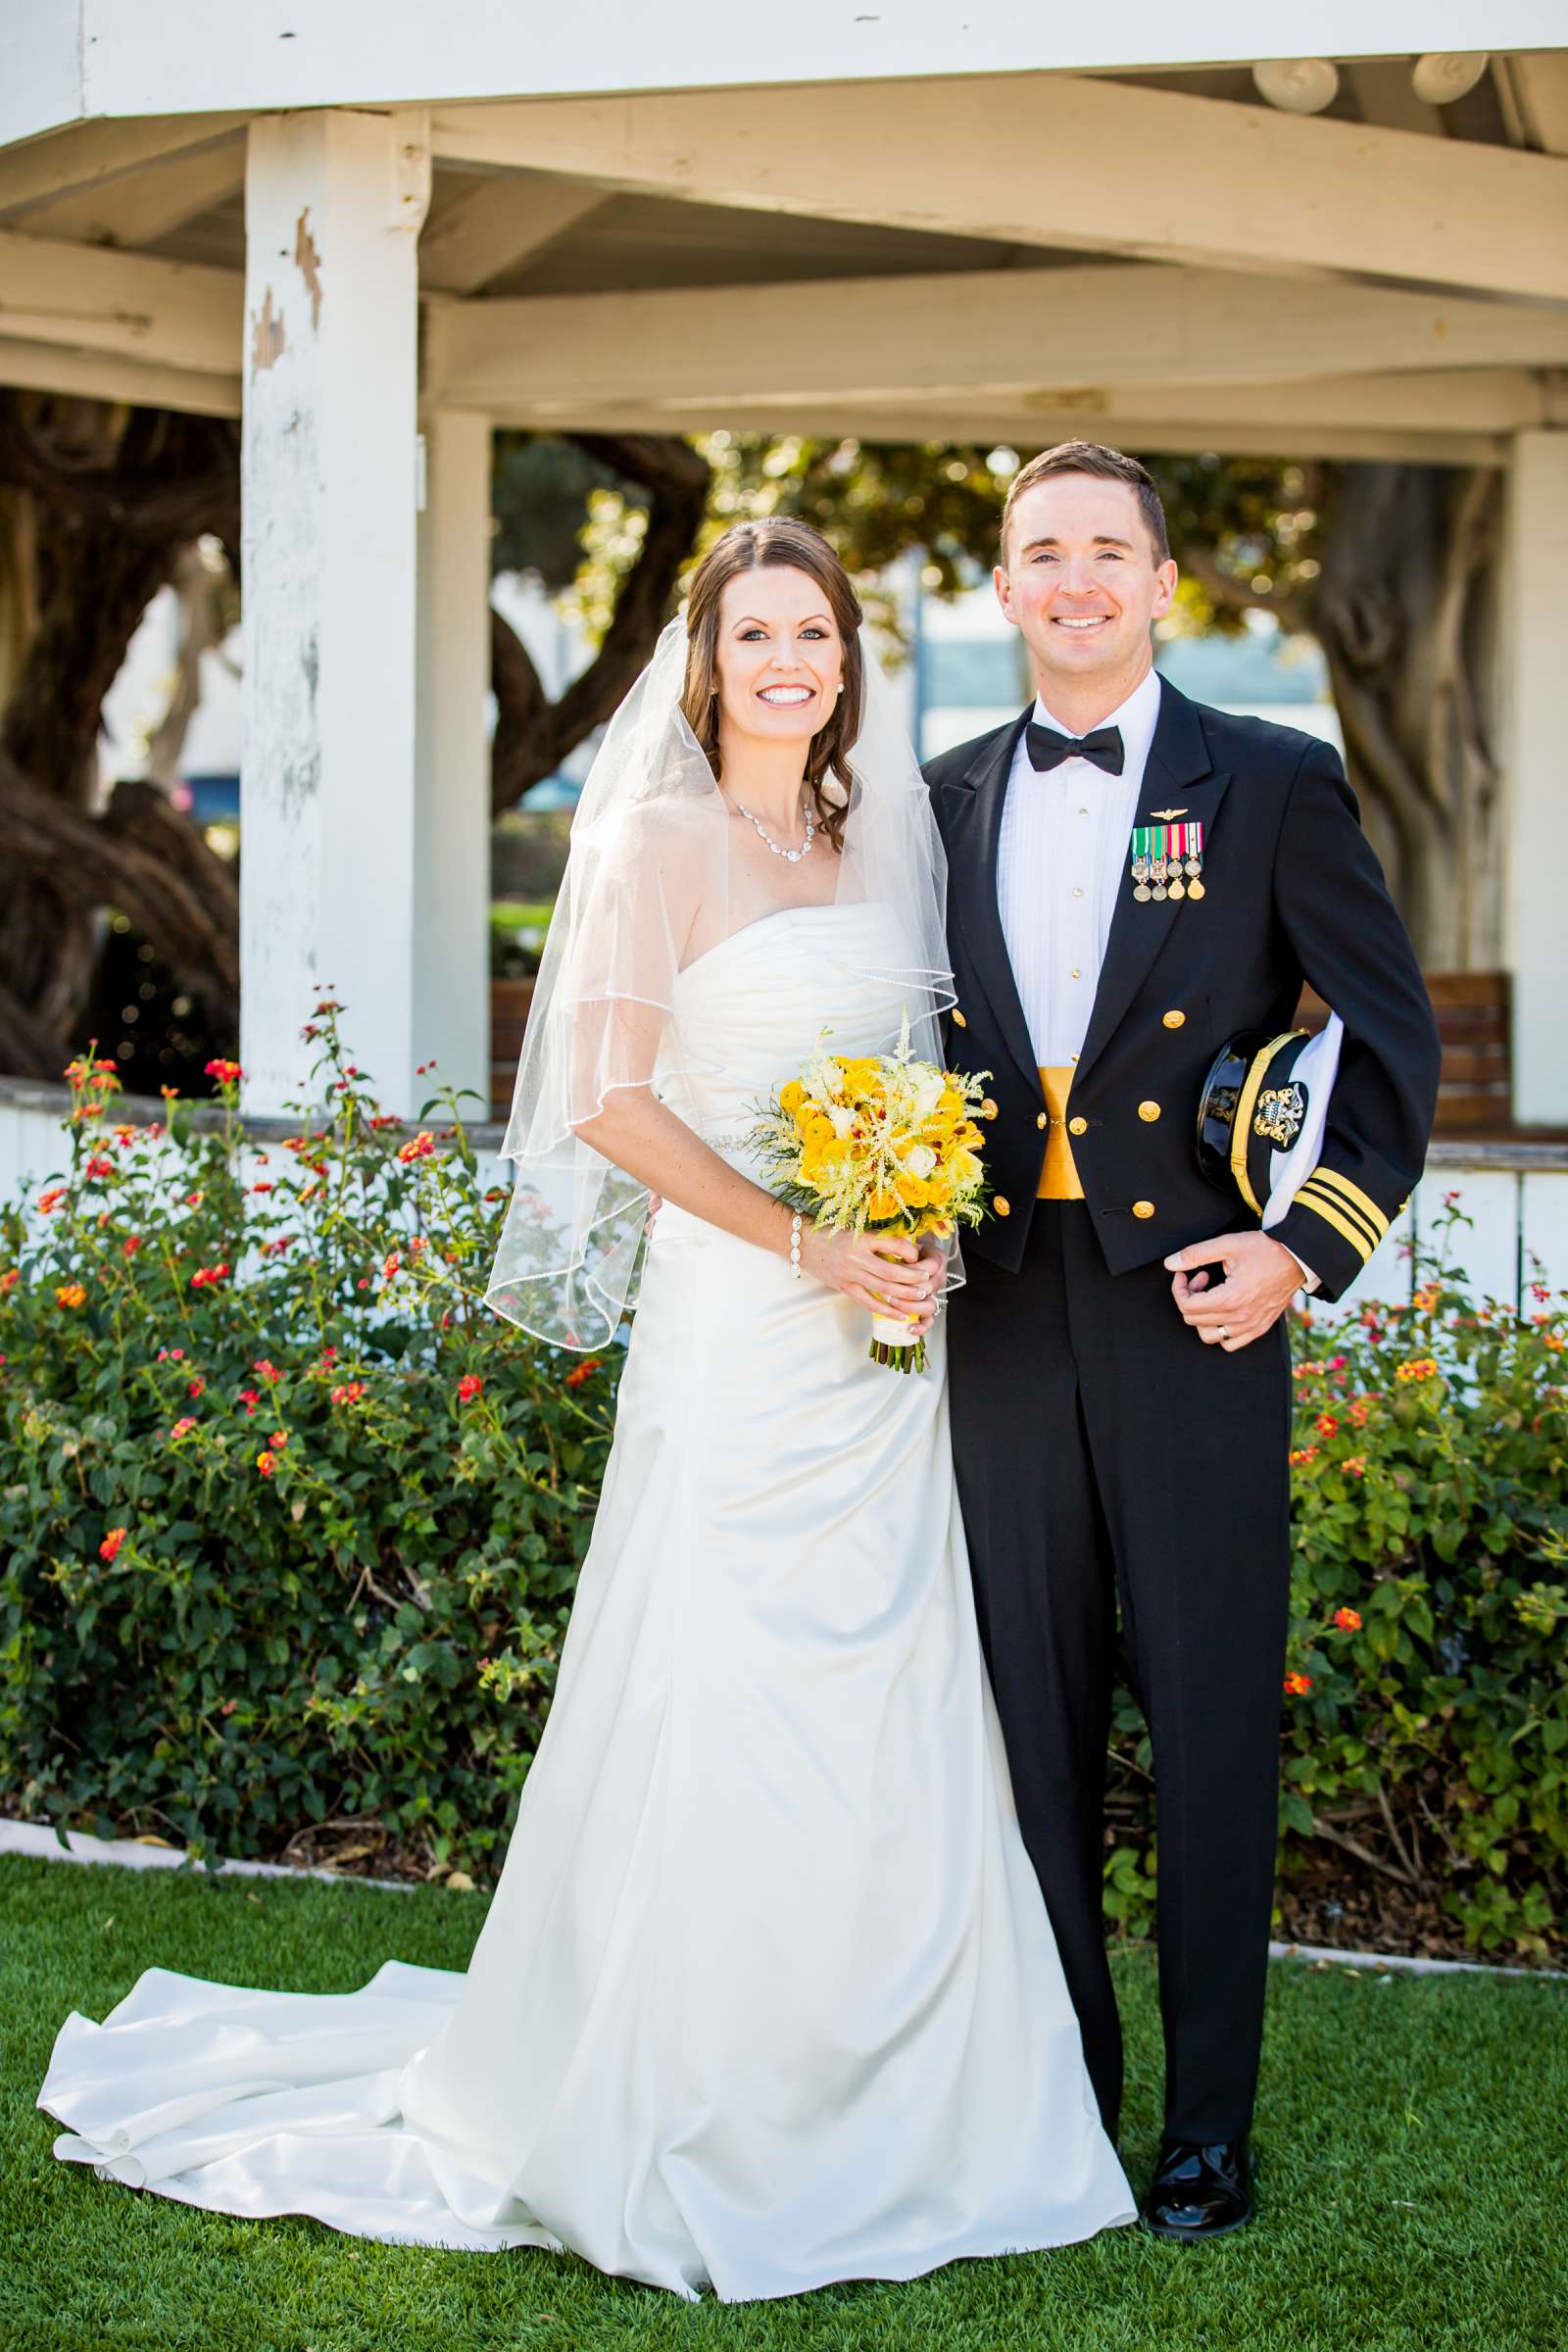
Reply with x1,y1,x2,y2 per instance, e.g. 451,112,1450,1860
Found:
752,1019,993,1374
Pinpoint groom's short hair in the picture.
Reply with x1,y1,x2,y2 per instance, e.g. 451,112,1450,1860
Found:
1002,441,1171,566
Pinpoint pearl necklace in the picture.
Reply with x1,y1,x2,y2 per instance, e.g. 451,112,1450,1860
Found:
732,794,816,863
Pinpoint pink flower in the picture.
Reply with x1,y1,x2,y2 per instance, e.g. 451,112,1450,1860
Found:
382,1251,401,1280
330,1380,366,1406
256,1449,276,1477
187,1377,204,1398
457,1373,483,1402
238,1388,260,1415
37,1187,67,1213
205,1058,244,1085
99,1526,127,1563
397,1131,435,1164
189,1262,230,1289
254,1358,281,1384
1283,1671,1313,1696
170,1417,196,1441
123,1234,142,1257
85,1153,114,1179
252,1179,275,1195
1334,1606,1362,1630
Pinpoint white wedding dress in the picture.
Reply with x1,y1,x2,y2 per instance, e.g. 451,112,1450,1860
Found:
39,904,1133,2302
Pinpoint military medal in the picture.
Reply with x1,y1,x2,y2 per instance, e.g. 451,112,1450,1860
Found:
1130,826,1153,902
1181,818,1206,900
1130,816,1206,905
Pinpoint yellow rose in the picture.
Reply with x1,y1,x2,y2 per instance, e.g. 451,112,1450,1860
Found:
868,1186,903,1222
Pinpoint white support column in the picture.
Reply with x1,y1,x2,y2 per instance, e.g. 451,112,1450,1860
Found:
239,107,430,1117
1502,430,1568,1128
413,408,492,1110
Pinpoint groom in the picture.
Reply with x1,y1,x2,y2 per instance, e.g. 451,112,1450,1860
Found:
927,443,1440,2238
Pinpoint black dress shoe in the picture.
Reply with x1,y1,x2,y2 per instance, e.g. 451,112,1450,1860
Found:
1141,2137,1253,2240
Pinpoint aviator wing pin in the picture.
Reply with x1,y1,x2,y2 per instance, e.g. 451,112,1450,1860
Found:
1149,808,1188,821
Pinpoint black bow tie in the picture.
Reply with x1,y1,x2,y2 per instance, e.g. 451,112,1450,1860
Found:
1025,721,1125,777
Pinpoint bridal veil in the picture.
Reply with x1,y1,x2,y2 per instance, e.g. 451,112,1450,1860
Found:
485,613,955,1347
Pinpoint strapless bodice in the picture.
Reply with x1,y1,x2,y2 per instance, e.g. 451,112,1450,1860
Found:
657,900,921,1168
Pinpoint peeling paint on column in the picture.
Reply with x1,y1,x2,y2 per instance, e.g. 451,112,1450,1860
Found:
293,209,323,331
250,287,285,374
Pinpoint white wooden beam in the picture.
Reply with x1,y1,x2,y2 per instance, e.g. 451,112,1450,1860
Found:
434,266,1568,415
432,74,1568,303
240,108,432,1121
419,172,609,296
0,332,239,416
474,403,1505,469
0,114,249,221
465,363,1542,437
0,225,240,373
414,407,492,1104
24,140,246,248
24,4,1568,130
1503,430,1568,1126
1505,51,1568,152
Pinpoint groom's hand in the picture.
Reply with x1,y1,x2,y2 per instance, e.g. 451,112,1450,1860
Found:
1163,1231,1304,1350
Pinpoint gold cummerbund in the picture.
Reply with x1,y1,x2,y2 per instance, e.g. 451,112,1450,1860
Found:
1037,1065,1084,1200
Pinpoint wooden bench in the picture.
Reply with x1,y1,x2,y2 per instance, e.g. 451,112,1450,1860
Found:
1296,971,1513,1138
491,970,1519,1137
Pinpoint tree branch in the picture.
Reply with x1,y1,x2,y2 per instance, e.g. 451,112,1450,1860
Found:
488,432,711,815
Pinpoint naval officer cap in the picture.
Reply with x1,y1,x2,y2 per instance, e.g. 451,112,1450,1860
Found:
1196,1014,1345,1232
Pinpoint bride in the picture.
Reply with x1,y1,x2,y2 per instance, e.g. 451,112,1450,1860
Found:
38,520,1133,2302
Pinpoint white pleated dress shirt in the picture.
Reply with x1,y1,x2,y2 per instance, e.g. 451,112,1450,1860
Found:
996,667,1161,1071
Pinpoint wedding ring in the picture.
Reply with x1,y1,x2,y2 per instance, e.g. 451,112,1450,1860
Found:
1217,1324,1231,1341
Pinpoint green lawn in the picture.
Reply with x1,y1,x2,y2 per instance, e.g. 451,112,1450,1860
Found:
2,1856,1561,2352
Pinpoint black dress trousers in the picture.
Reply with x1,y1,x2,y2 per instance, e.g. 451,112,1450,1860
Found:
946,1202,1293,2147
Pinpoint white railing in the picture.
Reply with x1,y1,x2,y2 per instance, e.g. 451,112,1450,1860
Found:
1,1080,1562,1322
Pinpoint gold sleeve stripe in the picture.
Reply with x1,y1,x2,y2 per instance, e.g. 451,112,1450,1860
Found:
1294,1185,1374,1262
1296,1177,1383,1254
1297,1173,1385,1250
1307,1166,1391,1241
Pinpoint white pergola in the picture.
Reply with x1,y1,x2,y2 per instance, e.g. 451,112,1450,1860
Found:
3,6,1567,1121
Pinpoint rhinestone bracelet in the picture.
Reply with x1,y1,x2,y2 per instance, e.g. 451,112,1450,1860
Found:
789,1210,803,1279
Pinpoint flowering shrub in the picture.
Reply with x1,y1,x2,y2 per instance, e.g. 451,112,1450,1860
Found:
1104,1199,1567,1961
0,1013,613,1882
3,1053,1563,1959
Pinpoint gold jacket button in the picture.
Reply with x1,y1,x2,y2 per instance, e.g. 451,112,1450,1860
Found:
1138,1101,1161,1123
1036,1111,1049,1130
953,1008,968,1028
980,1099,999,1119
994,1196,1010,1217
1161,1010,1186,1030
1068,1115,1088,1137
1132,1199,1155,1220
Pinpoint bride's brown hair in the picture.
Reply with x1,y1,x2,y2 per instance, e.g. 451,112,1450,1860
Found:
679,519,863,854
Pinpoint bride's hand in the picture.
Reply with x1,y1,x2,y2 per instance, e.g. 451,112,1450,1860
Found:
799,1228,943,1333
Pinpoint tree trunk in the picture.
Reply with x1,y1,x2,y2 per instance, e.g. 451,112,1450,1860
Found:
1313,464,1502,968
0,394,242,1077
490,432,710,813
